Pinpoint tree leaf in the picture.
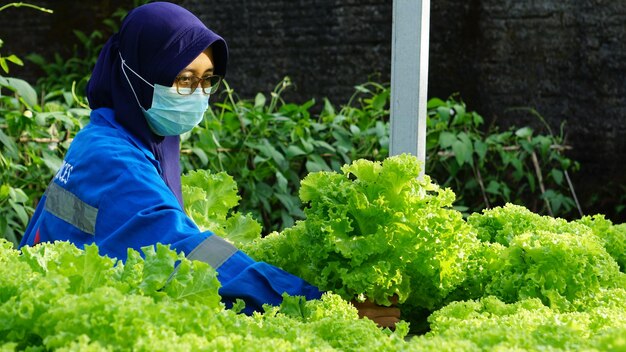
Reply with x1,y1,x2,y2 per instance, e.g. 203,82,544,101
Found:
191,147,209,166
2,77,37,107
452,140,470,166
551,169,564,185
6,54,23,66
439,131,457,149
254,93,266,109
515,127,533,139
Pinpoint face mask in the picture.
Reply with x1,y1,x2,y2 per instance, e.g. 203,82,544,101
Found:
119,53,209,136
141,84,208,136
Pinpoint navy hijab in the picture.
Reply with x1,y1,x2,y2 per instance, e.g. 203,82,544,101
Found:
86,2,228,206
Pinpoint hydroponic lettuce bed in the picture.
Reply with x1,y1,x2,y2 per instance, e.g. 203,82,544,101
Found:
1,154,625,351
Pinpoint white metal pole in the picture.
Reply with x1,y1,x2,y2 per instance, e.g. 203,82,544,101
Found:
390,0,430,175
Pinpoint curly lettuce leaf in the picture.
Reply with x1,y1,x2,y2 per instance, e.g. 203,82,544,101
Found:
182,169,262,245
248,154,481,310
575,214,626,271
182,169,240,222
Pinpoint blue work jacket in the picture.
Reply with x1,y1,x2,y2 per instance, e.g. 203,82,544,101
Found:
20,107,321,312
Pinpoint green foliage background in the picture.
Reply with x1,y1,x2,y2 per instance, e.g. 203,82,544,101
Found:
0,1,592,245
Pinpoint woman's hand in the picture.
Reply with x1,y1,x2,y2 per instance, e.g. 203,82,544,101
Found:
351,296,401,329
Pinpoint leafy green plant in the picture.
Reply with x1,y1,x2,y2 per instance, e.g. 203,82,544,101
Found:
485,230,621,310
182,81,582,237
244,154,482,311
181,169,262,245
1,239,408,351
426,96,580,217
0,73,586,246
0,73,90,245
458,204,626,309
466,203,626,272
0,39,23,74
416,294,626,351
3,158,625,348
243,156,625,335
575,214,626,271
180,78,390,234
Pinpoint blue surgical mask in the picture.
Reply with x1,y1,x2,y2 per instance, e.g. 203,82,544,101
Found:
141,84,208,136
119,52,209,136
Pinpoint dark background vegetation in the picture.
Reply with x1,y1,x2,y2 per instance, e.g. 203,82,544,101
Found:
1,0,624,221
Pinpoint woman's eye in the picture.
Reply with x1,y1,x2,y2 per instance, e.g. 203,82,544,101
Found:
178,76,193,86
201,76,213,85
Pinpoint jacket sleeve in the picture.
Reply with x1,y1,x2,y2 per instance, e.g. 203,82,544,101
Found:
188,235,322,314
96,154,321,313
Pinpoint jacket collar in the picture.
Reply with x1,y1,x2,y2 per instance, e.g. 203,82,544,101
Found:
89,107,162,174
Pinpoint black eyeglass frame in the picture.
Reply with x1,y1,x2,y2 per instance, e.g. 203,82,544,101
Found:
174,74,223,95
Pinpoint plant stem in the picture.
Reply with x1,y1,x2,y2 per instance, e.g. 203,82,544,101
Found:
529,137,553,216
72,81,90,109
0,2,53,13
222,80,246,133
564,170,584,217
472,155,490,209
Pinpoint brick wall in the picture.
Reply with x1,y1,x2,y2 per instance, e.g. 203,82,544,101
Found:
428,0,626,217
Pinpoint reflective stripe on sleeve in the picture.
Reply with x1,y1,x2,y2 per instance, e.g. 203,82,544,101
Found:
44,182,98,235
186,234,238,270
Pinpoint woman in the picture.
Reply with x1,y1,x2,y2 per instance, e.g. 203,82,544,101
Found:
20,1,399,326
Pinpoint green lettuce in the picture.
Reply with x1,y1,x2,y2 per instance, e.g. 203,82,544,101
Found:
412,294,626,351
485,231,623,310
1,240,409,351
575,214,626,271
245,154,481,310
182,169,262,245
464,204,625,310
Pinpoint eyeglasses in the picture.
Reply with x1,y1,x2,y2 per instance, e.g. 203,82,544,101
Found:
174,74,222,95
